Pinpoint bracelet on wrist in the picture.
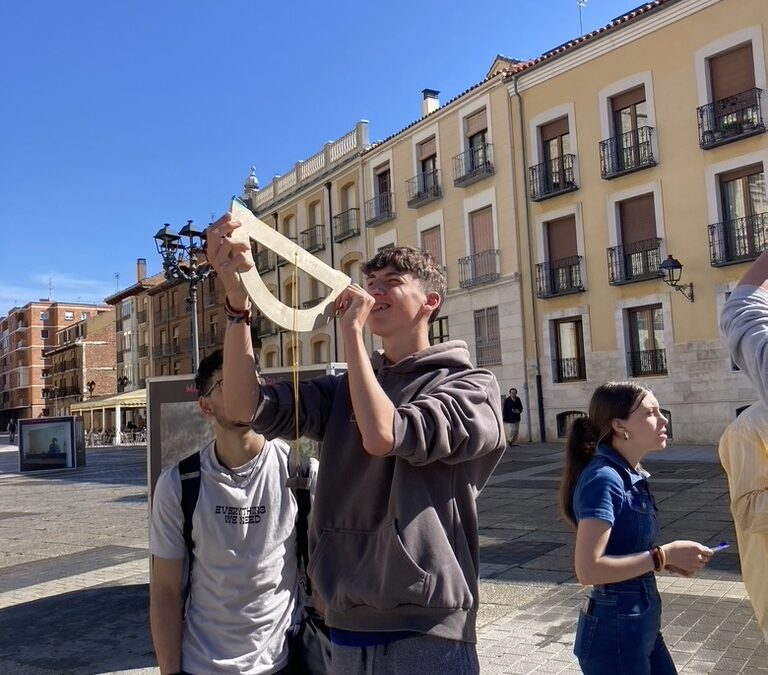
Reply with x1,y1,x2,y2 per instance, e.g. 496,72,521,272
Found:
649,545,665,572
225,298,252,325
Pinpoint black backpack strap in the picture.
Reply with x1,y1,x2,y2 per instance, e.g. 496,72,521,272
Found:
291,485,312,596
179,451,201,610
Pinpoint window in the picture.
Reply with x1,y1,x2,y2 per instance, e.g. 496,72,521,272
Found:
473,307,501,366
420,225,443,267
466,109,488,170
375,166,392,215
80,312,88,320
312,339,328,364
710,43,755,104
64,312,74,321
538,216,582,297
40,311,48,321
601,86,654,177
417,137,438,195
172,361,180,375
713,164,767,263
429,316,449,345
627,304,667,376
264,350,276,369
608,193,662,284
464,206,498,285
209,315,219,344
553,318,586,382
41,329,49,339
121,301,131,318
557,411,586,439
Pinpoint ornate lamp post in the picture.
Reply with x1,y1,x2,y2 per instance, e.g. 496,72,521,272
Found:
153,221,211,372
86,380,96,398
117,375,130,392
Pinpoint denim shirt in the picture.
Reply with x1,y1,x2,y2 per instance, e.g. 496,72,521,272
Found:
573,444,659,555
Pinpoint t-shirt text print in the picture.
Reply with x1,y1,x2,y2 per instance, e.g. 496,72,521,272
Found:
215,504,267,524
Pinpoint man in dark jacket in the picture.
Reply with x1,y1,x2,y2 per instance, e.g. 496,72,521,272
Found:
503,388,524,447
208,211,505,675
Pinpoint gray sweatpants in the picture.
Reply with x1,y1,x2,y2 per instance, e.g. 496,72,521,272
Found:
330,635,479,675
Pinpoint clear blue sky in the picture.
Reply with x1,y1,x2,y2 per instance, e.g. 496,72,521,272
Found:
1,0,637,312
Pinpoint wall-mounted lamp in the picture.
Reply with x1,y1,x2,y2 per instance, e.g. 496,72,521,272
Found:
86,380,96,398
117,375,130,392
659,255,694,302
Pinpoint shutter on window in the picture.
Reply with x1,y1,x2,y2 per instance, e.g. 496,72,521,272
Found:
611,85,646,112
465,109,487,136
470,207,494,254
710,43,755,101
418,138,436,160
540,117,569,141
546,215,578,262
620,194,657,244
421,226,442,266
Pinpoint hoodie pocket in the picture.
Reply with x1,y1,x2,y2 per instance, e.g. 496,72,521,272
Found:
308,521,430,612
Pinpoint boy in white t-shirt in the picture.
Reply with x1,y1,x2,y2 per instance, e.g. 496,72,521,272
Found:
149,349,316,674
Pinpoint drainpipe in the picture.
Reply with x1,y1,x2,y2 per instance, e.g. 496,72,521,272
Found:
512,74,546,442
325,181,339,362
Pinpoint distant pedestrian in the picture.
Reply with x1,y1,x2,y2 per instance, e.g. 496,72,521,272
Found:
7,418,16,444
502,388,523,447
719,249,768,642
560,381,712,674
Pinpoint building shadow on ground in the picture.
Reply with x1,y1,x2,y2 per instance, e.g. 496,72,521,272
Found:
0,584,155,673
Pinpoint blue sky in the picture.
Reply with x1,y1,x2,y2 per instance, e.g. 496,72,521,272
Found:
1,0,637,312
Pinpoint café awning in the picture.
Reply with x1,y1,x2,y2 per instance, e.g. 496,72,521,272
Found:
70,389,146,413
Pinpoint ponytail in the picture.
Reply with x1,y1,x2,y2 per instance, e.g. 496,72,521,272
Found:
559,415,597,526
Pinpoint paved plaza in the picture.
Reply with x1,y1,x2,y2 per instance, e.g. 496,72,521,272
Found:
0,435,766,674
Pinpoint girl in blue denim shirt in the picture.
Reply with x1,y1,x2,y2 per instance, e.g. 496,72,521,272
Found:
560,382,713,674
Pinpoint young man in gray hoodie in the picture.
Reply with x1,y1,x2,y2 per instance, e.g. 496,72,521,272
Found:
207,214,505,675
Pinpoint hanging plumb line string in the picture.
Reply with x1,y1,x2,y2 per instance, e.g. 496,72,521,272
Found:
291,251,301,476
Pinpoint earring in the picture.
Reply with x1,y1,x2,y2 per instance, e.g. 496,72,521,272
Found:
623,431,629,441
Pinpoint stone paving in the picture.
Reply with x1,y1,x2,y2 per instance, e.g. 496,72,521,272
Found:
0,435,766,674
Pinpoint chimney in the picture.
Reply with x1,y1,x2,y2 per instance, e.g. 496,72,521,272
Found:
421,89,440,117
136,258,147,282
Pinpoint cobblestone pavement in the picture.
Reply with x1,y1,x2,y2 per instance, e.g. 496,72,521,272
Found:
0,437,766,674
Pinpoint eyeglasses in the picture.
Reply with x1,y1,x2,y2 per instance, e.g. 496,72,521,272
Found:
202,379,223,398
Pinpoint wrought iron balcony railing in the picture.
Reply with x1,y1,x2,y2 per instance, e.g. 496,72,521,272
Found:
138,344,149,358
529,154,578,201
153,343,174,358
300,224,326,253
117,350,124,364
453,143,494,187
535,256,584,298
554,356,587,382
599,126,656,179
364,192,395,227
332,208,360,242
115,318,123,332
629,348,667,377
255,315,278,338
302,298,324,309
607,237,664,285
137,310,148,324
708,212,768,266
406,170,442,208
698,88,765,149
276,237,298,267
255,249,276,274
458,250,500,289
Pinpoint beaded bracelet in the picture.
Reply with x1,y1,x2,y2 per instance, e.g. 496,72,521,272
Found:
225,298,252,325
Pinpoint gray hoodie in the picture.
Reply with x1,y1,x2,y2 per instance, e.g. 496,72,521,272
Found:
251,340,505,642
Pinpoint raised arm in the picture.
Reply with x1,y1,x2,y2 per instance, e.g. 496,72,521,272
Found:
206,215,261,424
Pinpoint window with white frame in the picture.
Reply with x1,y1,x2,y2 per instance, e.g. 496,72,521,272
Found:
473,306,501,367
626,304,667,377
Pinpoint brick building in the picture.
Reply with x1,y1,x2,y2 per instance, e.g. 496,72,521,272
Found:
0,301,112,425
42,310,117,416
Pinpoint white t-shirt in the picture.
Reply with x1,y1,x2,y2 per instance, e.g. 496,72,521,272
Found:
150,438,317,675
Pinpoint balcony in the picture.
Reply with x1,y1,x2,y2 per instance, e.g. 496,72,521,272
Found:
599,127,656,179
255,249,276,274
138,344,149,358
364,192,395,227
458,250,500,289
607,238,664,285
698,88,765,149
529,154,578,201
406,170,441,208
453,143,495,187
255,315,278,338
153,343,174,358
300,225,326,253
332,208,360,242
708,212,768,266
117,350,124,364
629,348,667,377
302,298,324,309
535,256,584,298
137,310,148,325
115,318,123,332
554,356,587,383
154,308,168,324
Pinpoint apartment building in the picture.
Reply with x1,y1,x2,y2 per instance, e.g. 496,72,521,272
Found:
105,259,164,390
506,0,767,442
42,309,117,416
0,301,111,424
243,121,370,369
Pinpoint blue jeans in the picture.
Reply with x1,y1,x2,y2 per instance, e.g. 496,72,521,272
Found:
574,574,677,674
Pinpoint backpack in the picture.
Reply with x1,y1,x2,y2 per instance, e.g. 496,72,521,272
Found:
178,448,330,674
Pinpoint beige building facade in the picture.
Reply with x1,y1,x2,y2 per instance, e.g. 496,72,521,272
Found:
507,0,767,443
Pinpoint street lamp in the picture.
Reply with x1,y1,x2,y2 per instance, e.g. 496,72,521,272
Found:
86,380,96,398
154,221,211,372
117,375,129,392
659,254,694,302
